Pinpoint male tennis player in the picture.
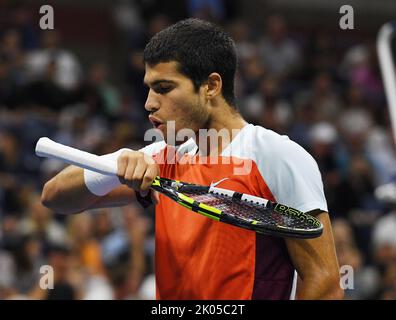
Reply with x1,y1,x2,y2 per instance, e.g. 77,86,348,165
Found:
41,19,343,300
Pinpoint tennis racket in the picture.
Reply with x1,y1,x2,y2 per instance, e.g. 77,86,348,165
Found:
35,137,323,239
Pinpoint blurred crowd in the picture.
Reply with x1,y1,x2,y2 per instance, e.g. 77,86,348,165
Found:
1,1,396,300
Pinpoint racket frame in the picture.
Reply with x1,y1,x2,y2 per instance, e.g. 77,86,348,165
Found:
151,177,323,239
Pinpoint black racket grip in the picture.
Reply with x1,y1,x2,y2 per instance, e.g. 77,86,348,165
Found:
135,190,154,208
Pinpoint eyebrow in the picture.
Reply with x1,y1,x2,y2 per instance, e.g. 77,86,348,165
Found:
144,79,176,87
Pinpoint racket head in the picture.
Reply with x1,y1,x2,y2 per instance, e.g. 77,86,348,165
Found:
152,177,323,239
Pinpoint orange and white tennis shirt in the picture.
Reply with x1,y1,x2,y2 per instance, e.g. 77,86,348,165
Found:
140,124,327,299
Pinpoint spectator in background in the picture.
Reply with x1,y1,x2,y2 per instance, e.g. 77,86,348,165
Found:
372,211,396,267
80,62,122,120
187,0,225,22
0,249,16,299
341,43,383,106
379,262,396,299
336,85,381,215
0,129,31,220
228,20,257,63
366,126,396,186
288,98,318,148
67,213,104,277
11,4,39,50
307,122,345,217
333,218,380,299
25,31,82,91
45,244,76,300
303,30,339,80
237,54,266,97
0,29,26,87
0,56,13,106
1,213,22,253
0,129,24,176
100,205,150,300
294,72,342,123
242,76,292,134
22,56,78,110
67,212,114,299
337,89,372,158
112,0,144,36
8,234,43,297
258,15,301,80
17,192,67,253
371,210,396,299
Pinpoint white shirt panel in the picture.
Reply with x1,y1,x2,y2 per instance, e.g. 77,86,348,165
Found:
222,124,328,213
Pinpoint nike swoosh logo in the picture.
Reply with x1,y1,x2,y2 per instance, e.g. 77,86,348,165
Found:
210,177,229,188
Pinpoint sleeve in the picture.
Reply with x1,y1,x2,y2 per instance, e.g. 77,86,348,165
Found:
84,148,132,196
138,141,166,156
85,143,165,203
257,134,328,213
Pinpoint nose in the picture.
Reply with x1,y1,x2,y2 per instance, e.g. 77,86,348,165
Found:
144,89,159,112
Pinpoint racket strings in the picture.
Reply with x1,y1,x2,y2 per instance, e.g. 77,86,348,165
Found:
157,179,322,237
187,192,312,229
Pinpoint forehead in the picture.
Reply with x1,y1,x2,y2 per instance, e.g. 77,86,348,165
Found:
144,61,187,84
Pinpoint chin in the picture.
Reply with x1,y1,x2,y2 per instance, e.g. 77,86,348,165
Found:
162,125,195,146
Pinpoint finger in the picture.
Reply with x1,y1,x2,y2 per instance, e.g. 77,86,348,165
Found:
117,152,130,180
131,160,149,190
123,156,138,187
151,190,160,204
140,164,158,191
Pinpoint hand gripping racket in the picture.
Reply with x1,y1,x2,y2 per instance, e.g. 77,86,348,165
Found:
35,137,323,239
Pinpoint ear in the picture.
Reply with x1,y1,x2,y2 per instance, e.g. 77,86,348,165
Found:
206,73,222,100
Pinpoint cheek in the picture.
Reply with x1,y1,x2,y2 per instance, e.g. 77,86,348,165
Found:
163,91,206,129
166,104,186,127
168,97,195,119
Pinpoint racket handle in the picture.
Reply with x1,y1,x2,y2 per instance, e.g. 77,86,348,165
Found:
35,137,118,176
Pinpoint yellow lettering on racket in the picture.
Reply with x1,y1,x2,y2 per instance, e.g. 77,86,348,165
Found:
152,177,161,187
274,204,321,228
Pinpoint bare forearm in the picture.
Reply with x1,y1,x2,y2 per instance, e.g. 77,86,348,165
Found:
41,166,135,214
41,149,159,214
287,212,344,300
41,166,100,214
296,275,344,300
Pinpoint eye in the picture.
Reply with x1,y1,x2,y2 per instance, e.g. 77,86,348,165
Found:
154,85,172,94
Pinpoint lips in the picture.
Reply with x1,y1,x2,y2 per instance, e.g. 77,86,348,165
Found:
148,115,164,129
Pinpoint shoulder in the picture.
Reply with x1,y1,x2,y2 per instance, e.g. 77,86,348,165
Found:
244,125,327,212
251,124,291,146
225,124,314,164
246,124,317,165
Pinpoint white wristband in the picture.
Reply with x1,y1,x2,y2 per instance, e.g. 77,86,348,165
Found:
84,148,132,196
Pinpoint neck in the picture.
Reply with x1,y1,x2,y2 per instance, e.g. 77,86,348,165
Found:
195,104,248,157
